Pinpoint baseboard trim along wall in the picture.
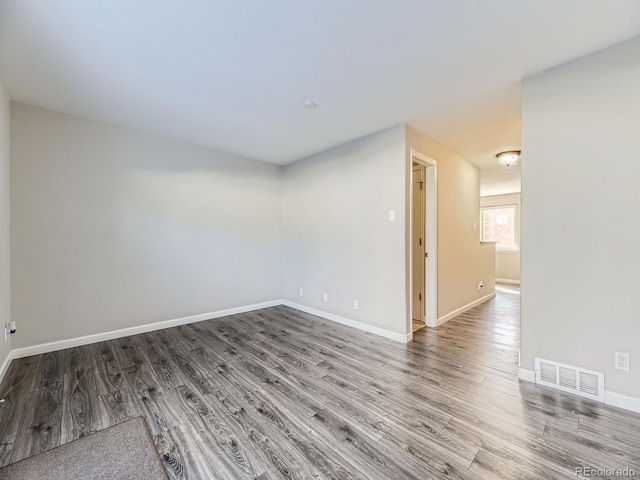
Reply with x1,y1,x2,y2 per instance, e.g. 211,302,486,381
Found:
1,298,412,384
495,278,520,285
283,300,413,343
518,367,536,383
0,350,15,385
605,391,640,414
5,298,640,415
518,367,640,414
10,300,283,360
436,292,496,327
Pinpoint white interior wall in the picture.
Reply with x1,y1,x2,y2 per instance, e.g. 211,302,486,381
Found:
521,35,640,399
282,126,408,336
10,103,283,348
281,124,495,338
8,105,497,357
0,79,11,373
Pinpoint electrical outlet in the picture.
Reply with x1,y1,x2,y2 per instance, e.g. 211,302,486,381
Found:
353,299,359,310
4,322,16,342
299,287,304,297
478,281,483,291
388,210,395,221
323,292,328,302
615,352,630,372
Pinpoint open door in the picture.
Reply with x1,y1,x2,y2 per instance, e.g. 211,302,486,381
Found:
409,149,437,333
412,164,426,327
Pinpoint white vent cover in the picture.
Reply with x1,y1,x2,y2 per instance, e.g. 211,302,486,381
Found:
535,358,605,402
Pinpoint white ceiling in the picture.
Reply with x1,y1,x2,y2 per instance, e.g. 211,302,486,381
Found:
480,164,522,197
1,1,639,184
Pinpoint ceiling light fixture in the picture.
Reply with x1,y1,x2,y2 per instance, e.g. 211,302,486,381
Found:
303,100,317,110
496,150,521,167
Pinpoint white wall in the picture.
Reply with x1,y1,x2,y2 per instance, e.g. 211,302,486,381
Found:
282,124,495,336
0,79,10,371
11,103,283,348
10,104,497,350
481,193,521,283
405,126,495,321
282,126,408,335
521,36,640,398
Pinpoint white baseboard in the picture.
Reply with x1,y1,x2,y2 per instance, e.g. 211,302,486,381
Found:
496,278,520,285
518,368,536,383
436,292,496,326
283,301,412,343
519,367,640,414
6,300,640,415
0,349,16,385
11,300,283,360
6,298,411,371
605,391,640,414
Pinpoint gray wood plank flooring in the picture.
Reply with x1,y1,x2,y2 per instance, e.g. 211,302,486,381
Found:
1,288,640,479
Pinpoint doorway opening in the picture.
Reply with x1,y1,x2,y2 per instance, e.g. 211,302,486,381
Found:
409,150,437,333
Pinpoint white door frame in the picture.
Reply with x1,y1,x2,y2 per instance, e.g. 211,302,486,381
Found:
409,149,438,329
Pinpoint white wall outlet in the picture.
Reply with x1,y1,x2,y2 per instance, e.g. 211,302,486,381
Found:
4,322,16,342
323,292,328,302
388,210,395,221
353,299,359,310
299,287,304,297
478,281,483,291
615,352,630,372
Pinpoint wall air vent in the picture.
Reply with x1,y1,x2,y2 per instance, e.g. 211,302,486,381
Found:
535,358,604,402
539,361,557,384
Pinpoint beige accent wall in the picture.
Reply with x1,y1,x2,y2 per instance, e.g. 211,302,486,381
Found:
481,193,521,283
282,126,408,334
11,103,283,348
405,126,495,322
521,36,640,398
0,79,10,368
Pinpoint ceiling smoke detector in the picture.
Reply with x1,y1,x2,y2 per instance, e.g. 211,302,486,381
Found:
496,150,521,167
303,100,317,110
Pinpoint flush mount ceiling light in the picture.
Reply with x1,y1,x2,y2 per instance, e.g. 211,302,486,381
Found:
496,150,521,167
303,100,317,110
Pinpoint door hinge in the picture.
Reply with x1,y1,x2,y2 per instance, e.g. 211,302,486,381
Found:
419,181,423,190
425,252,428,258
419,238,422,246
419,293,422,301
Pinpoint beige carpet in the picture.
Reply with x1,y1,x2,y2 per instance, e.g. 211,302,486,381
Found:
0,417,168,480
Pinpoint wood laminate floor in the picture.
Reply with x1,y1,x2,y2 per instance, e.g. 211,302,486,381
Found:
412,320,426,332
2,289,640,479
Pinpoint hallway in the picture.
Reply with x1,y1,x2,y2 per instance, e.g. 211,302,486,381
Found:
414,285,520,375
